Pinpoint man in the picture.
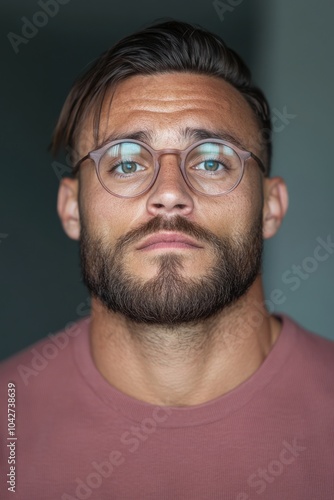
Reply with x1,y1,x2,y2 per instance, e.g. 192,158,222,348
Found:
1,20,333,500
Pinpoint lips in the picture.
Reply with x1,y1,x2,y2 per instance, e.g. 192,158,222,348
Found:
136,232,204,250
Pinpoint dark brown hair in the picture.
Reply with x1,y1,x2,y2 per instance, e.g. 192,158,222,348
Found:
51,20,272,173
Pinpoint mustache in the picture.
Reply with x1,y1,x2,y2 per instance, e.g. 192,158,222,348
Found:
114,215,223,253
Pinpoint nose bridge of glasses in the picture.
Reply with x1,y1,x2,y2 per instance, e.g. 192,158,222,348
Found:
156,148,184,167
152,149,190,192
155,149,187,180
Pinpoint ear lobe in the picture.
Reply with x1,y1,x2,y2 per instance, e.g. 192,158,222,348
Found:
262,176,289,239
57,177,80,240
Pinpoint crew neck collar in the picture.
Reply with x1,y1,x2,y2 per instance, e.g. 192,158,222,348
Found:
73,314,297,428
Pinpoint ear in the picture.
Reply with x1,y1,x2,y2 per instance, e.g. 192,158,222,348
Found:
57,177,80,240
262,176,289,239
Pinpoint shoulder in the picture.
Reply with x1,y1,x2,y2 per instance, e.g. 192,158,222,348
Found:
282,314,334,358
279,314,334,394
0,317,90,391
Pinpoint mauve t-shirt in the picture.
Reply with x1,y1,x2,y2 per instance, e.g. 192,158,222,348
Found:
0,314,334,500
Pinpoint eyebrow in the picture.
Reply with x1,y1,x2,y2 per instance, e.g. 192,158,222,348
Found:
98,127,247,151
184,128,246,150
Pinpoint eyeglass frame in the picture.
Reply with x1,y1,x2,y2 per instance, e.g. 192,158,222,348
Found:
73,138,267,199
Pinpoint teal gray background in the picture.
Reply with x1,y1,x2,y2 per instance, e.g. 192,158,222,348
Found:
1,0,333,361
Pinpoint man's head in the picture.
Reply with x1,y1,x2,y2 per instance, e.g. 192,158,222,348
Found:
54,21,288,327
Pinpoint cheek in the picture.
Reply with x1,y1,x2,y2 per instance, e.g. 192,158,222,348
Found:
79,175,141,241
234,173,264,233
204,174,263,238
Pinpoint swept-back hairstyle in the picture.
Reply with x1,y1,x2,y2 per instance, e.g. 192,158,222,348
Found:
51,20,272,173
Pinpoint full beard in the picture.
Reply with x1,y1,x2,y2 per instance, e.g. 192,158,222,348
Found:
79,213,263,327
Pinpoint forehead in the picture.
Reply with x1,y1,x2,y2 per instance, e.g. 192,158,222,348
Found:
79,72,261,154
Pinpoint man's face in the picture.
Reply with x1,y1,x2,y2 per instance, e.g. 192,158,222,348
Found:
75,73,266,325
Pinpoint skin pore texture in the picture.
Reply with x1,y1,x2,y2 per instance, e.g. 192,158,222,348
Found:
58,72,288,407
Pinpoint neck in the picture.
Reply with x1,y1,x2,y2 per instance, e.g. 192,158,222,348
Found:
89,277,281,406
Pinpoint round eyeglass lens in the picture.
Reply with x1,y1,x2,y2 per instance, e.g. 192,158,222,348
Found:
98,142,155,196
185,142,242,195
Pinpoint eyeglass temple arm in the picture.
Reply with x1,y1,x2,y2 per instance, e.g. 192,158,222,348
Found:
250,153,267,175
72,154,91,176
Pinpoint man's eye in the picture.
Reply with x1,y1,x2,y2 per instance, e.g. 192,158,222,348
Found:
196,160,225,172
114,161,143,174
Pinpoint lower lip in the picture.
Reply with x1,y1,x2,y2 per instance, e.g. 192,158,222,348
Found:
139,242,202,251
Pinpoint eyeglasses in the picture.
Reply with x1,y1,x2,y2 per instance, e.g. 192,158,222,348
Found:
73,138,266,198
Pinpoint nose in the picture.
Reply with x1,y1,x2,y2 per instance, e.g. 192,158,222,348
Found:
145,154,195,217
